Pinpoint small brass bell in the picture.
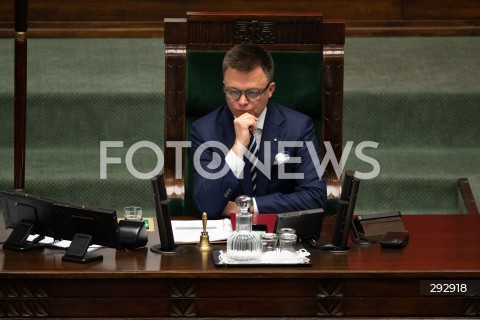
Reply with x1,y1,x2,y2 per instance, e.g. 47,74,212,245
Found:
197,212,212,251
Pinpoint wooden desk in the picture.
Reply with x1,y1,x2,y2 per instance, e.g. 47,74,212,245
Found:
1,214,480,318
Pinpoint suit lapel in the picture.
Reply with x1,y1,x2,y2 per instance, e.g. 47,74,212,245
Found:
257,103,288,195
216,105,235,147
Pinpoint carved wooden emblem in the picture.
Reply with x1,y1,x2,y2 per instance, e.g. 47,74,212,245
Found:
169,299,197,317
234,21,275,44
169,281,197,298
316,299,344,316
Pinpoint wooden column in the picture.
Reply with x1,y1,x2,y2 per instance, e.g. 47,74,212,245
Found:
14,0,28,190
163,18,187,201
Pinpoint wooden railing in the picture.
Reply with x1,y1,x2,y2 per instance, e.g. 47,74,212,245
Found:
1,0,480,38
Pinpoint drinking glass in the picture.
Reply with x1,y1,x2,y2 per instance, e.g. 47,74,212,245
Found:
277,228,296,236
124,206,143,221
279,233,297,253
260,233,278,253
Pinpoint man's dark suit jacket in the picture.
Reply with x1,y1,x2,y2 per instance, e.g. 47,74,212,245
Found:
191,101,327,219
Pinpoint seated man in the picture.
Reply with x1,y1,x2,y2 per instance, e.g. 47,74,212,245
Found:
191,44,327,219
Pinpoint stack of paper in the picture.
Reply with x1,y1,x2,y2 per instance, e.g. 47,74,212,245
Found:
172,218,232,244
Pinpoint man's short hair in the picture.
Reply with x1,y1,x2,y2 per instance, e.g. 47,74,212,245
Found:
222,44,274,82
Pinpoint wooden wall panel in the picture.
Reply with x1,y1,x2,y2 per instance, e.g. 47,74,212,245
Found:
0,0,479,37
403,0,480,20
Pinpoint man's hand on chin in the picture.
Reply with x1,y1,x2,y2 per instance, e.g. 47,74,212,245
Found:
232,113,257,157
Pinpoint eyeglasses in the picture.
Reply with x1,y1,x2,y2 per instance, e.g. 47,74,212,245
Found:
223,82,271,102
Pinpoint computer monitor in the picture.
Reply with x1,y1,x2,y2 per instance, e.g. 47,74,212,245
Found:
322,170,360,252
53,202,120,263
0,190,56,252
274,208,324,242
150,173,185,254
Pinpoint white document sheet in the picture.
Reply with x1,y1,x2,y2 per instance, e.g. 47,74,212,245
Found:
172,218,232,244
27,235,102,252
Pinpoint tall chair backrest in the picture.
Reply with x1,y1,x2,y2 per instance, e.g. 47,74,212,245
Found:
164,12,345,216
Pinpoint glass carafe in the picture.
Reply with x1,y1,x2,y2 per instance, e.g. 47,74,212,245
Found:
226,195,262,262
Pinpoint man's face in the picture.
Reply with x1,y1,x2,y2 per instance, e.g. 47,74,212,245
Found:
223,66,275,118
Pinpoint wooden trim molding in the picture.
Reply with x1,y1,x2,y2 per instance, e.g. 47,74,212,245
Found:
458,178,479,215
1,0,480,38
323,44,344,199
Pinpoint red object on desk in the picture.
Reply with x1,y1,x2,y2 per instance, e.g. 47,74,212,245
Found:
229,213,277,233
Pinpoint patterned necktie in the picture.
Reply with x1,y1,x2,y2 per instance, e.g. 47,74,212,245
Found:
247,133,259,195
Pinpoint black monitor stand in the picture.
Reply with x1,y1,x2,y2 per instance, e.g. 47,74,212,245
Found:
62,233,103,264
2,220,44,252
351,220,376,245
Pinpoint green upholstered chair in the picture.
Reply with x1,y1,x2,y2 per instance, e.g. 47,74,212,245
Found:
163,12,345,217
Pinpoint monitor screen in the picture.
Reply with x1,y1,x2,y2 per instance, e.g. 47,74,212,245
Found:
53,202,120,249
323,170,360,252
1,190,56,251
1,189,56,237
150,173,185,254
274,208,324,241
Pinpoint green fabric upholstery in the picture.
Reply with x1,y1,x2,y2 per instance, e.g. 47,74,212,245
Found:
185,51,225,116
184,50,324,216
343,37,480,214
0,39,165,216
